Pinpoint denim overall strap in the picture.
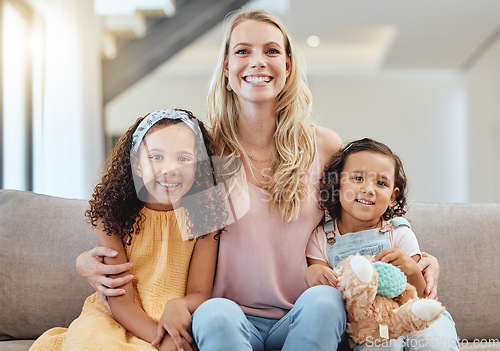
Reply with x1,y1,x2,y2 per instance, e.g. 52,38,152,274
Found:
390,217,410,229
324,220,392,269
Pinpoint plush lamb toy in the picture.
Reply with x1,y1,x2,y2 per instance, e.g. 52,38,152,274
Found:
336,255,444,347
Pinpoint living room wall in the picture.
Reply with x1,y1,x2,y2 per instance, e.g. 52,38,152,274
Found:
465,34,500,203
309,71,467,203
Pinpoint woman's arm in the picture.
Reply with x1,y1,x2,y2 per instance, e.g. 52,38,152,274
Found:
76,247,134,300
95,222,158,343
417,252,440,299
153,231,219,350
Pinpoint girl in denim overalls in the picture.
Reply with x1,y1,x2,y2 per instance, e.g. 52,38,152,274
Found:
306,138,459,351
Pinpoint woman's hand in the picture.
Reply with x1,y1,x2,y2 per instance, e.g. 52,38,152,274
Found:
305,261,339,288
76,246,134,302
417,252,440,299
152,299,194,351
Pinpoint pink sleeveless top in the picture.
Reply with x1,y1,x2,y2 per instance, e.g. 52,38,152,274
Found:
212,130,323,319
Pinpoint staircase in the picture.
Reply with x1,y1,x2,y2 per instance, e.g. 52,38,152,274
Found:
96,0,249,104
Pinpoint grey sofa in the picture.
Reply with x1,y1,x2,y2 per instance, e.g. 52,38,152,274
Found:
0,189,499,350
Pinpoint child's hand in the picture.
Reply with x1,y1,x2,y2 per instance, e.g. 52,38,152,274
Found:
305,263,339,288
152,298,193,351
375,249,427,297
374,249,420,277
156,334,194,351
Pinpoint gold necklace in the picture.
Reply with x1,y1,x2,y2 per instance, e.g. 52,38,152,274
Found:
248,154,273,163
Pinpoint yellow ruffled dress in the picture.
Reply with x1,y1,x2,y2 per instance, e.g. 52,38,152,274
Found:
30,207,196,351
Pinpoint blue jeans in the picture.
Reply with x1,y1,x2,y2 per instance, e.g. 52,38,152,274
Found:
192,285,347,351
353,310,459,351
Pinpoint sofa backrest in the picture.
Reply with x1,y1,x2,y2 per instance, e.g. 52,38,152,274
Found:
406,202,500,342
0,190,96,341
1,190,499,344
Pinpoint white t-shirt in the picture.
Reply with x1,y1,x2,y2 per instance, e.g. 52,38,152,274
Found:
306,218,421,265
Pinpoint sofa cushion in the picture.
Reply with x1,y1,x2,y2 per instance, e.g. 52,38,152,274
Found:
406,202,500,342
0,340,34,351
0,190,96,340
460,342,500,350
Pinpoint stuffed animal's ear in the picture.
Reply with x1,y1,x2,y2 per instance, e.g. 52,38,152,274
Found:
350,256,374,284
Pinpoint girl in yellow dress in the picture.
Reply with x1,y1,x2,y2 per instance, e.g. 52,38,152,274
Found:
30,109,224,351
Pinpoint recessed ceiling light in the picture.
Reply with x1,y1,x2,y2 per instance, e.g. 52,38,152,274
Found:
307,35,321,48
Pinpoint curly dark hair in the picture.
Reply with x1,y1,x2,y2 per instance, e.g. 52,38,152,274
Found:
319,138,408,221
85,109,226,244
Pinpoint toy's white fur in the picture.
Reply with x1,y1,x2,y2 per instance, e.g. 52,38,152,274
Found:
411,299,443,321
337,255,444,346
350,255,374,284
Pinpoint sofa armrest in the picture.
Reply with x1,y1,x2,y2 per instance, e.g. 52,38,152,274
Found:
406,202,500,342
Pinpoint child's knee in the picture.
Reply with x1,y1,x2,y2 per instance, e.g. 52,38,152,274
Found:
407,310,459,351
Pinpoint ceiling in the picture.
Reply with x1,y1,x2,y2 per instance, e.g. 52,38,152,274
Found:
157,0,500,76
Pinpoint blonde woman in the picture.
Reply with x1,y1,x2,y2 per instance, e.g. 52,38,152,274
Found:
76,9,441,351
188,9,346,351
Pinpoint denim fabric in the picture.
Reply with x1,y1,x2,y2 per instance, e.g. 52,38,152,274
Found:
353,310,459,351
192,285,347,351
325,225,392,269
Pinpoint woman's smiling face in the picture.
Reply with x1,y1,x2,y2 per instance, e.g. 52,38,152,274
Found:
134,123,197,211
224,19,291,107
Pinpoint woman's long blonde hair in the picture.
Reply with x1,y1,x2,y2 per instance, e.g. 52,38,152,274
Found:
207,9,315,222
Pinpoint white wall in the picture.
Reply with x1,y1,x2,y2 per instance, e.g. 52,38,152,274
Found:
309,71,468,203
465,35,500,203
26,0,104,199
105,70,211,135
